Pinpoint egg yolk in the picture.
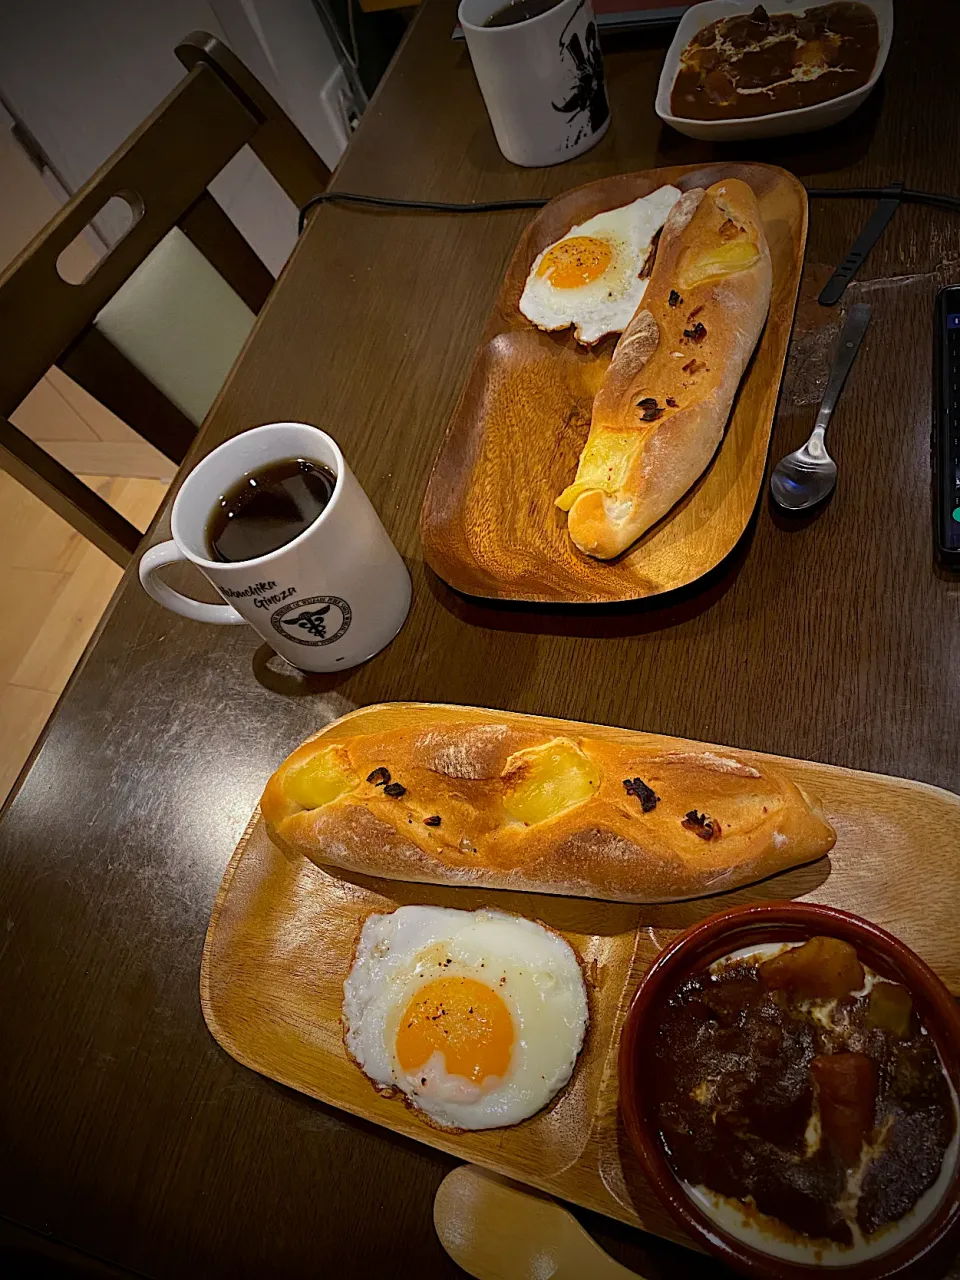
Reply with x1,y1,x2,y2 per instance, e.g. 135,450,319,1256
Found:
536,236,613,290
395,976,514,1084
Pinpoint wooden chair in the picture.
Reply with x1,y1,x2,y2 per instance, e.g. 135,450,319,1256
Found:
0,31,331,567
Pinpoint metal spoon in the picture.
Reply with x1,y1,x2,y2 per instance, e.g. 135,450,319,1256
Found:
770,302,872,512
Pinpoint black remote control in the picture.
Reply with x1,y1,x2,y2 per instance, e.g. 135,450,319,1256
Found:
933,286,960,565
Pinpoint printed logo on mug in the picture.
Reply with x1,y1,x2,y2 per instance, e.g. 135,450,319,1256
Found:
138,422,411,673
459,0,610,167
271,595,352,646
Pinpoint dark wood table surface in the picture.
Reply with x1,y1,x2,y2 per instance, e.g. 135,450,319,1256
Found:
3,2,960,1276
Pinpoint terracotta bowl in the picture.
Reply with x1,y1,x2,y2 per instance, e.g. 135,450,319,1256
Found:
618,902,960,1279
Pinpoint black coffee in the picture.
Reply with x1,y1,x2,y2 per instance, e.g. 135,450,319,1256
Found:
206,457,336,563
484,0,564,26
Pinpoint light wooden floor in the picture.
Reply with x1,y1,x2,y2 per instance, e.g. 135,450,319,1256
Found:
0,471,168,806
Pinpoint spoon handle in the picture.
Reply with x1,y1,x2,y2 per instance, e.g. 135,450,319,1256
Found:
813,303,872,438
434,1165,643,1280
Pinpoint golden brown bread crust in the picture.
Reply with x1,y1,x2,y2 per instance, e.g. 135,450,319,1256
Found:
557,178,773,559
261,716,836,903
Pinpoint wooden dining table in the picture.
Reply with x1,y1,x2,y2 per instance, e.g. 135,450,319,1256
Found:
2,1,959,1276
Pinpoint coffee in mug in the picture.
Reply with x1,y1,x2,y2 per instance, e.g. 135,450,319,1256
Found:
206,457,337,563
138,422,411,673
483,0,566,26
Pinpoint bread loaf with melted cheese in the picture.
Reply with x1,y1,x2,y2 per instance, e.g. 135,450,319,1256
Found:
556,178,772,559
261,712,835,903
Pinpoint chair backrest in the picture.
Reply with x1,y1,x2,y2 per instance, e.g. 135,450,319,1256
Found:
175,31,332,210
0,32,331,567
95,227,259,426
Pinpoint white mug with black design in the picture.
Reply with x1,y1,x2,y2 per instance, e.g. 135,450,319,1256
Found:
138,422,411,673
459,0,610,168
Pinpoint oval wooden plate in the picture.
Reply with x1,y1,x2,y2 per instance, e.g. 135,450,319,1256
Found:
420,163,808,604
202,703,960,1250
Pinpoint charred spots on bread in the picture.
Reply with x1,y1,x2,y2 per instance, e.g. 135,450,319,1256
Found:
682,358,706,375
424,815,442,827
382,781,407,798
637,397,664,422
683,322,707,343
665,396,678,408
638,227,663,280
668,289,683,307
682,809,718,840
623,777,660,811
367,767,391,786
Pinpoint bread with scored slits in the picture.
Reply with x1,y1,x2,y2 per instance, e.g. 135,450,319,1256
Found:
556,178,772,559
261,713,835,903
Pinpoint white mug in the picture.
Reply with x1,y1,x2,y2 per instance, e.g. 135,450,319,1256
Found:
138,422,411,673
459,0,610,167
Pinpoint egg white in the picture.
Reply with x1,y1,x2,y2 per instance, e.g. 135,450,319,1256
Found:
342,906,589,1131
519,185,681,346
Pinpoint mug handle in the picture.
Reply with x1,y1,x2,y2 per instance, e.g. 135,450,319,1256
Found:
139,541,246,625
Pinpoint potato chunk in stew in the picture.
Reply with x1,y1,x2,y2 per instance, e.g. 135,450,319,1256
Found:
760,936,864,1000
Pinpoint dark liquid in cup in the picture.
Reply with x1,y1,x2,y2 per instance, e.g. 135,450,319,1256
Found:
206,457,336,562
483,0,564,27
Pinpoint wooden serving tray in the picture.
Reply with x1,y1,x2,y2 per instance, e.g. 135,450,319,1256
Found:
420,162,808,604
202,704,960,1249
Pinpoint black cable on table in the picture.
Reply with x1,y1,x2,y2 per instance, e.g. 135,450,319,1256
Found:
806,185,960,213
297,191,549,234
299,185,960,235
297,184,960,303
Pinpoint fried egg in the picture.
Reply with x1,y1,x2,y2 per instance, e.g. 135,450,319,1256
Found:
342,906,589,1131
519,185,681,345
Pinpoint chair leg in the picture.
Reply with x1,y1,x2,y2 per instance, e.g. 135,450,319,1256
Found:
1,417,142,567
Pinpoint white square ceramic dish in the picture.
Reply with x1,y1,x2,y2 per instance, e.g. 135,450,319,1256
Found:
655,0,893,141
